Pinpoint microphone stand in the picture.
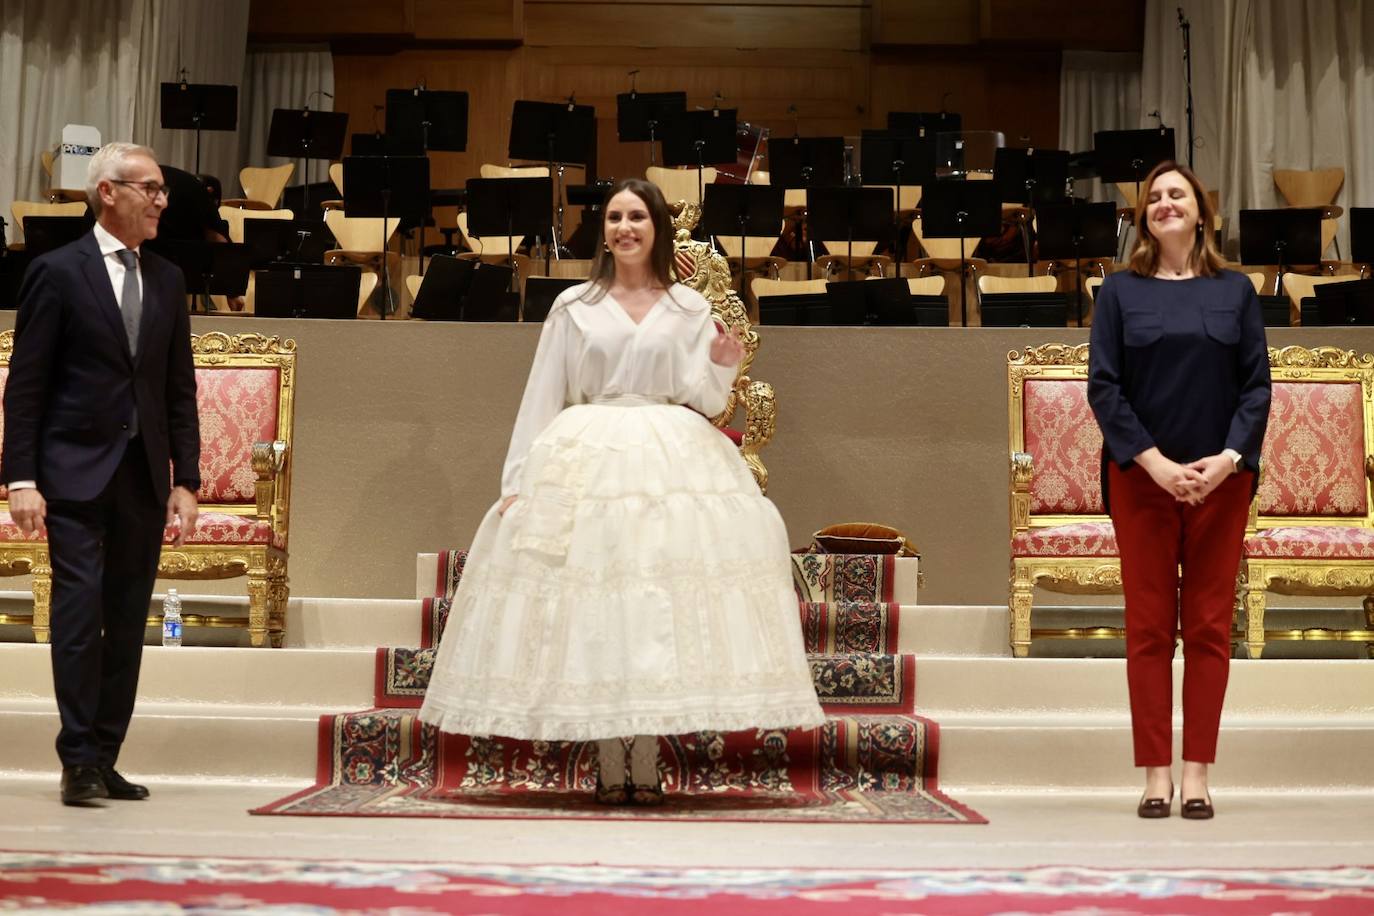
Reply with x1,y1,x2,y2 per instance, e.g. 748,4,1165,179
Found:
1178,7,1194,170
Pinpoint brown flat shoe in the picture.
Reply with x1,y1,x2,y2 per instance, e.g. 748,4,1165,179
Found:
1181,795,1215,820
1137,784,1173,818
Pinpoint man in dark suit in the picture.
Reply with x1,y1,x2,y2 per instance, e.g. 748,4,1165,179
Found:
2,142,201,806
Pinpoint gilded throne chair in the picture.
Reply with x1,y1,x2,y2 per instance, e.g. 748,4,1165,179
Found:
1241,346,1374,658
668,200,777,493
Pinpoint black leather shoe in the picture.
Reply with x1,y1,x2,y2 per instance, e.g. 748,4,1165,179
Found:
99,766,150,800
1137,784,1173,818
1181,795,1215,820
60,766,109,806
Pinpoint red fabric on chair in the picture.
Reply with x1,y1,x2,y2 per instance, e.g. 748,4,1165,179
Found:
1256,381,1367,517
1011,521,1118,557
195,368,280,504
165,512,284,550
1023,379,1105,515
0,512,32,542
1245,525,1374,559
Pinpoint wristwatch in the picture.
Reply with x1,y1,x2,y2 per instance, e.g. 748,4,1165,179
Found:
1222,448,1243,472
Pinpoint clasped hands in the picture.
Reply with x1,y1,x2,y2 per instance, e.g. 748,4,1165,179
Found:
1137,447,1234,505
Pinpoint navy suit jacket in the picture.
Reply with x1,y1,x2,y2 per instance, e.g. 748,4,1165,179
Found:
2,230,200,505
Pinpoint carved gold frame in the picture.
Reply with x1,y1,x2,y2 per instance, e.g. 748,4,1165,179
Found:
9,332,298,648
1241,345,1374,658
1006,343,1122,657
669,200,776,492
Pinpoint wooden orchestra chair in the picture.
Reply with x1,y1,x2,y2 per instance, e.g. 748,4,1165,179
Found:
751,277,827,300
1274,168,1344,259
646,165,717,207
1281,271,1363,324
455,211,532,287
404,274,423,303
903,275,945,297
715,223,787,284
9,200,88,246
479,164,550,179
223,164,295,211
814,240,890,282
323,209,402,311
911,213,987,323
1086,275,1104,302
748,170,807,210
218,206,293,244
320,163,345,212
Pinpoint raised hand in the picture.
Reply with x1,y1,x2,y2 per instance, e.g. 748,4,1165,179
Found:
709,323,745,367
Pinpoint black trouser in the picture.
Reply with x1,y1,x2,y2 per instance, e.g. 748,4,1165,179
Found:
46,439,164,767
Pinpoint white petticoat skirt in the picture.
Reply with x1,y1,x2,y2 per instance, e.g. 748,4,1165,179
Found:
418,398,826,741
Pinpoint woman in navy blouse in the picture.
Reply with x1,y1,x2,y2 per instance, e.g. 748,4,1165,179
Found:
1088,161,1271,820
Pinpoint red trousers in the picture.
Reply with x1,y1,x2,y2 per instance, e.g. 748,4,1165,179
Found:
1108,463,1253,766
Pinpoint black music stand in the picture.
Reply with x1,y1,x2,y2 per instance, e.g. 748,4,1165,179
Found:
1312,278,1374,326
887,111,962,140
662,109,738,208
1094,128,1176,206
154,241,252,312
1240,208,1323,298
385,89,469,154
861,131,936,278
160,82,238,175
994,147,1071,273
509,100,597,266
20,215,92,256
465,177,553,311
1035,200,1116,326
701,183,785,288
410,255,517,321
806,186,893,282
757,292,831,326
918,180,1002,326
825,278,924,326
617,92,687,167
767,136,845,190
242,218,335,267
267,108,348,215
0,248,28,310
254,264,361,319
351,133,386,156
523,276,583,323
979,293,1070,327
342,155,431,317
1351,208,1374,272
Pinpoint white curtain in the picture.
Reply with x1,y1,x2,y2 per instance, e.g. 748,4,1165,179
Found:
0,0,247,242
1059,51,1142,202
237,45,335,197
1143,0,1374,257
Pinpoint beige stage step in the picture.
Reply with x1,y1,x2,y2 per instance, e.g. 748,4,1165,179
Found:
415,552,923,602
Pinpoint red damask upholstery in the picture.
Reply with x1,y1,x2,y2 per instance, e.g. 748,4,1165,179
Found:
1245,526,1374,559
196,368,280,505
165,512,285,551
1023,379,1104,515
1012,522,1118,558
0,513,25,542
1256,381,1366,517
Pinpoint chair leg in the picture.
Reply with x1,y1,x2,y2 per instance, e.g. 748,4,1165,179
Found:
268,568,290,649
247,563,270,648
1243,573,1267,659
1009,567,1034,658
32,548,52,644
1364,595,1374,660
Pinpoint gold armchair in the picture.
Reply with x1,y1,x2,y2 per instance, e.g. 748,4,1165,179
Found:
669,201,777,493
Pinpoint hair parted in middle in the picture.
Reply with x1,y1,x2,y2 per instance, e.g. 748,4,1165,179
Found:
1127,159,1226,278
582,177,678,303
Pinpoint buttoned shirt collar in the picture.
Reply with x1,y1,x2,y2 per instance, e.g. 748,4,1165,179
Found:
93,221,140,261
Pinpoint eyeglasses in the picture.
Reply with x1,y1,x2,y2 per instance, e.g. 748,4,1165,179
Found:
111,179,169,201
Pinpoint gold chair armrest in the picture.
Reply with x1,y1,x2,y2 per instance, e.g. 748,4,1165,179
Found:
739,378,776,453
252,440,288,519
1010,451,1033,534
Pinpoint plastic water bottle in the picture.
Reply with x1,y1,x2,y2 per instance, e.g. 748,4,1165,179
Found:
162,589,183,647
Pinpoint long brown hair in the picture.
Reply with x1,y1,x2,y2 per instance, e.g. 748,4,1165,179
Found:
582,178,677,303
1127,160,1225,278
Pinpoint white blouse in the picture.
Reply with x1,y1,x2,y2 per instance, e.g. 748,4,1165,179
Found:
500,282,739,497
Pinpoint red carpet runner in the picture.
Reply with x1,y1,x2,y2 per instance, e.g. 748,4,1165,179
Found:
5,852,1371,915
256,551,983,824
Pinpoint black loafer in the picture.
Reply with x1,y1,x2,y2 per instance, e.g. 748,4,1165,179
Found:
1137,784,1173,818
60,765,109,806
1181,795,1215,820
99,766,150,800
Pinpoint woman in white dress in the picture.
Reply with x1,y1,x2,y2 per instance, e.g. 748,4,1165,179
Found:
418,178,824,804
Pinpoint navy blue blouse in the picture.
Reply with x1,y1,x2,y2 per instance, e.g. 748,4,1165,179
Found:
1087,269,1271,508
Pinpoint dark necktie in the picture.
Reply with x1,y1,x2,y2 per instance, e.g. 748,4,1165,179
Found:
114,249,141,438
114,248,142,358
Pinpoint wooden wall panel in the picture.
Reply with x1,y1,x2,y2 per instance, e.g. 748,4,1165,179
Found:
872,0,978,45
524,2,866,50
249,0,412,38
412,0,522,42
869,47,1060,151
980,0,1145,51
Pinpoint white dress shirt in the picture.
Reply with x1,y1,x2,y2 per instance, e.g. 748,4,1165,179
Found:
7,223,142,492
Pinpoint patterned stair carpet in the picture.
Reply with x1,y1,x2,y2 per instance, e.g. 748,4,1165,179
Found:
5,853,1372,915
256,551,983,824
